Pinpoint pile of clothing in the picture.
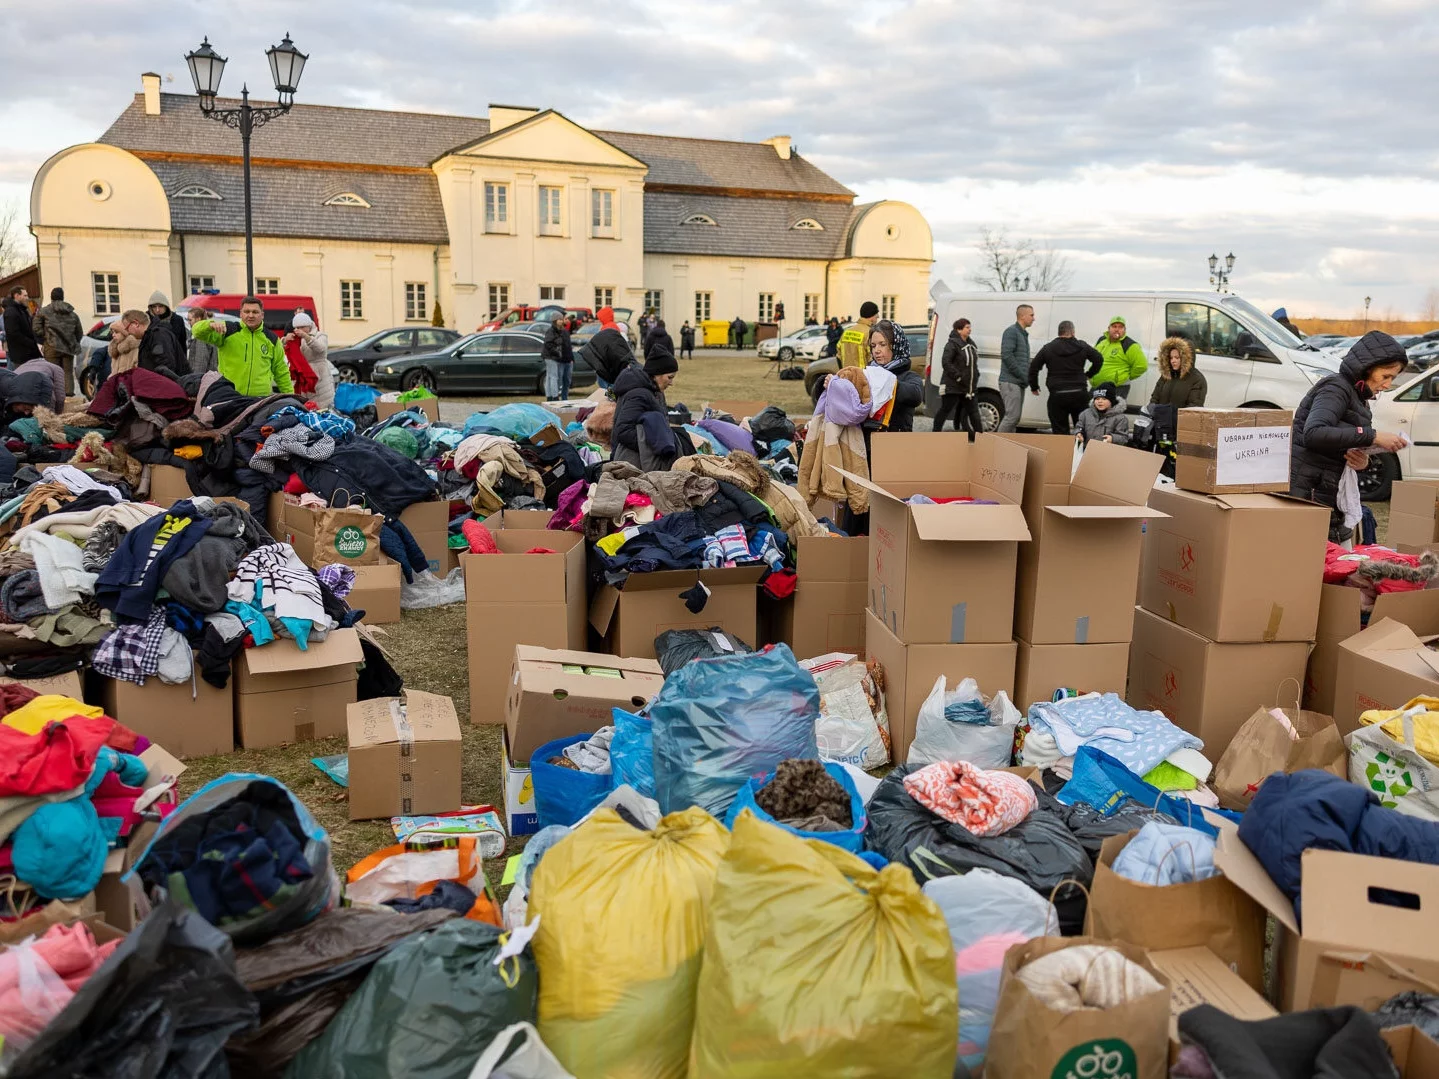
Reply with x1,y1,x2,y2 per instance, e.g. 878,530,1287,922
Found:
1324,542,1439,612
752,758,853,832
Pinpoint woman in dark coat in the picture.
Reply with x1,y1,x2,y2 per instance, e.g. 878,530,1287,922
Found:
933,318,982,439
611,351,679,470
1149,336,1208,408
1289,331,1408,542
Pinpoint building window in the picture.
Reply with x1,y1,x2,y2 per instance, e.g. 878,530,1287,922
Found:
881,295,897,321
538,186,562,235
757,292,775,322
254,278,279,295
484,182,509,231
405,282,427,321
92,272,120,316
804,293,820,322
340,280,364,320
643,290,662,319
488,283,510,319
175,184,222,200
791,217,824,230
681,213,717,226
323,192,370,207
694,291,712,322
594,286,614,310
188,274,216,294
591,189,614,237
539,285,565,302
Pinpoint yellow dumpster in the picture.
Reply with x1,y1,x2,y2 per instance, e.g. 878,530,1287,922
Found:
701,319,730,347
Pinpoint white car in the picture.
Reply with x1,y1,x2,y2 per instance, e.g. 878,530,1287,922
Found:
1364,366,1439,499
757,324,829,362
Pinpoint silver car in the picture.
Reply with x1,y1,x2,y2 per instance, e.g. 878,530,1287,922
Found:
757,324,829,362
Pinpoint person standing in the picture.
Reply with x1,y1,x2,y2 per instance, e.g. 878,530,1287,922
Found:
2,287,40,364
933,318,982,439
998,303,1034,432
147,291,188,351
31,287,83,396
288,311,333,409
824,316,842,358
1029,319,1103,435
542,314,573,401
185,306,218,374
837,301,879,368
192,296,292,396
581,306,636,390
1149,336,1208,408
730,315,746,351
1091,316,1148,401
679,320,695,359
1272,307,1302,339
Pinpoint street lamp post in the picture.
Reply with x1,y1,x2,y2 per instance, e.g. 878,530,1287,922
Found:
1365,295,1372,332
1208,251,1236,293
184,34,309,296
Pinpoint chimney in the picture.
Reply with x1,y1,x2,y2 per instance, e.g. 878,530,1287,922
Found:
489,104,540,132
142,72,161,116
763,135,792,161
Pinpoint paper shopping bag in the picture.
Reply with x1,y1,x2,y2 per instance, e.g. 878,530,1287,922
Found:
311,502,382,566
986,936,1170,1079
1212,706,1346,811
1083,830,1267,991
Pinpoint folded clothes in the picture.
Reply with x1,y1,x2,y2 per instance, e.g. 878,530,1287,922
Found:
903,760,1037,837
562,726,615,774
1015,944,1164,1013
1028,692,1202,778
1111,821,1218,886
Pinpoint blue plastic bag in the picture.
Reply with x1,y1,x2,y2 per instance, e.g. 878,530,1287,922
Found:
531,734,611,830
610,708,655,798
650,644,820,817
462,403,558,441
725,761,867,852
1057,747,1241,837
334,382,382,413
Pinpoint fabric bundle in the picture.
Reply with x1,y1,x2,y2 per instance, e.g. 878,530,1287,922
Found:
1014,944,1165,1013
902,760,1037,836
1110,821,1219,886
1027,692,1204,778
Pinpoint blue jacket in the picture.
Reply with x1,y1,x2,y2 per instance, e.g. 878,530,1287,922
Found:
94,500,213,623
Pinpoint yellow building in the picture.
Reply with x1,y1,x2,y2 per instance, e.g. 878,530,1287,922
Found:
30,75,933,342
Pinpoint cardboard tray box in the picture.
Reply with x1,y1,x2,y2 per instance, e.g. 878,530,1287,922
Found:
589,565,764,660
837,433,1032,644
376,397,440,422
505,645,664,763
234,627,363,748
1384,1026,1439,1078
1139,486,1329,643
1307,587,1439,720
347,689,462,820
148,463,193,505
761,534,868,661
100,675,234,759
1333,616,1439,736
1175,407,1293,495
1014,639,1130,710
1003,435,1165,644
1385,480,1439,550
502,730,537,837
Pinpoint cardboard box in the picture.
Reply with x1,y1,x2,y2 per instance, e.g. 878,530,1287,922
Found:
589,565,764,660
504,645,665,763
1004,436,1163,644
1333,616,1439,736
1147,946,1276,1051
864,609,1016,762
1174,407,1293,494
376,396,440,422
0,670,84,699
94,744,185,930
502,732,537,837
706,399,769,421
837,433,1032,644
275,500,385,568
234,627,363,748
465,530,587,725
1139,486,1329,643
1307,586,1439,718
400,498,452,573
1128,607,1311,758
1386,480,1439,549
1384,1026,1439,1078
1014,639,1130,710
762,535,868,660
148,463,193,504
331,557,403,625
1214,819,1439,1012
347,689,462,819
99,675,235,759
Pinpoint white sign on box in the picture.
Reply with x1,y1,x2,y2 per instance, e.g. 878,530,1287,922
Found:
1215,426,1290,487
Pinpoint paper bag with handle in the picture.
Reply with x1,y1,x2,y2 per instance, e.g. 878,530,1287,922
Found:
1212,684,1346,811
311,490,382,567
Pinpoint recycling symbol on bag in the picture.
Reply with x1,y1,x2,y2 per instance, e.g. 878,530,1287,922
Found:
334,524,368,558
1052,1040,1136,1079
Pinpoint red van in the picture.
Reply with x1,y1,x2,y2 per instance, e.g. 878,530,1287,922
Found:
176,293,319,334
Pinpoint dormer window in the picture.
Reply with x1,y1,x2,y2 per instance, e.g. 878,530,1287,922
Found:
175,184,221,200
681,213,717,226
324,192,370,207
791,218,824,230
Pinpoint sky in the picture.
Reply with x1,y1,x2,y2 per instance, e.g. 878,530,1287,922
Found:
3,0,1438,318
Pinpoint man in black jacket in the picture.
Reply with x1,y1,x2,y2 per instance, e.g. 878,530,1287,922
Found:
2,287,40,364
542,316,572,401
148,290,188,351
1028,320,1104,435
933,318,982,439
580,307,635,389
679,321,695,359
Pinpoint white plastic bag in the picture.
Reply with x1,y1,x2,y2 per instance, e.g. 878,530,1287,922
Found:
467,1022,575,1078
0,937,74,1063
907,675,1020,767
400,567,466,609
1348,711,1439,822
802,653,890,769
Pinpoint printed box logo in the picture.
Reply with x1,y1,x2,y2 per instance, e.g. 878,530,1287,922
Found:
1052,1039,1136,1079
334,525,368,558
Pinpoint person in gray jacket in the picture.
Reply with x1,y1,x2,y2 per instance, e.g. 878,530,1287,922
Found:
998,303,1034,432
1075,382,1131,446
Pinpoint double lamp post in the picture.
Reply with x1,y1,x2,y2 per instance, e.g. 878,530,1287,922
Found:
184,34,309,296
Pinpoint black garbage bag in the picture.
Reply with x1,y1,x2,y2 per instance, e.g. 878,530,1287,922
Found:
284,918,538,1079
654,627,753,676
1052,793,1179,864
864,766,1093,933
749,405,796,449
9,901,258,1079
226,906,456,1078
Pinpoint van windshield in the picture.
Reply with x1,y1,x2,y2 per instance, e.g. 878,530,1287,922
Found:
1220,296,1302,349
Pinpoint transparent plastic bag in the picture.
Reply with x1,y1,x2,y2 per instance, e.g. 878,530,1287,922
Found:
907,675,1020,768
0,938,74,1064
802,654,890,769
400,568,467,609
467,1022,575,1079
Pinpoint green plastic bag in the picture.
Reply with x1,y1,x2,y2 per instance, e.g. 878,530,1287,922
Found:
284,919,537,1079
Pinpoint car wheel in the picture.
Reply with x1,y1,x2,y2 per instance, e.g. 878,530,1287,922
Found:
779,346,795,362
401,368,436,393
335,364,360,384
1359,452,1399,502
976,389,1003,431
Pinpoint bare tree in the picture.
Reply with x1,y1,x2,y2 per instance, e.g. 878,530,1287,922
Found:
0,201,31,279
1421,286,1439,324
1030,243,1074,291
966,226,1072,291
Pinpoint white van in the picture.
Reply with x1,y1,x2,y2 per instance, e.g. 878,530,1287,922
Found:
922,287,1337,429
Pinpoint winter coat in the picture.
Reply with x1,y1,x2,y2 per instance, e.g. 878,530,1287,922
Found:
32,300,83,358
939,330,979,396
1090,334,1148,389
2,298,40,363
680,325,695,349
611,364,667,454
541,320,571,365
5,372,53,409
1289,332,1404,515
999,322,1030,386
187,335,219,376
1150,337,1208,407
11,358,65,412
193,320,293,397
138,321,183,377
581,327,635,385
1028,336,1102,395
285,437,438,519
302,332,334,410
1075,403,1130,445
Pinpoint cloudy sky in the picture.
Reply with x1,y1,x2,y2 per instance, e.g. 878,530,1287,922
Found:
4,0,1437,317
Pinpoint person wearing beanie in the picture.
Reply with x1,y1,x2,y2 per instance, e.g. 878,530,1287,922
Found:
147,290,188,352
1090,315,1148,399
836,300,880,369
1075,382,1131,446
611,350,679,469
283,309,334,409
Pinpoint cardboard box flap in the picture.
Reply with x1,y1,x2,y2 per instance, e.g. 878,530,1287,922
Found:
967,434,1030,506
348,688,461,746
909,501,1031,542
588,585,621,636
1046,504,1160,521
616,565,767,591
1301,847,1439,963
1371,588,1439,631
138,744,186,787
1072,438,1165,505
869,432,970,485
1212,818,1300,934
999,433,1075,485
1149,945,1277,1027
241,627,363,675
1212,493,1299,511
513,644,663,677
829,466,898,503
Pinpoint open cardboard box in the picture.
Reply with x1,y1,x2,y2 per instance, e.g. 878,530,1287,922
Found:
1308,587,1439,720
505,645,664,763
327,557,403,625
836,432,1031,644
147,463,193,505
347,689,463,820
376,396,440,422
1334,616,1439,736
100,675,234,759
93,744,185,931
1148,946,1276,1055
1387,480,1439,550
761,534,868,660
1014,639,1130,710
1003,435,1164,644
590,566,764,660
1385,1026,1439,1078
234,627,363,748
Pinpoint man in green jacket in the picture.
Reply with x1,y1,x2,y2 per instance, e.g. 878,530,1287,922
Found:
1090,315,1148,402
192,296,293,396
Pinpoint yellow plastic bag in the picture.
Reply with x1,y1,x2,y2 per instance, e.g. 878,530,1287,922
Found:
690,811,958,1078
1361,695,1439,765
530,806,728,1079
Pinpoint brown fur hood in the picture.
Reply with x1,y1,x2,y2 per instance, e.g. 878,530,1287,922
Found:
1158,336,1195,379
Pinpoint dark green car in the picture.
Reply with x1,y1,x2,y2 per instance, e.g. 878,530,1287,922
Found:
370,331,598,395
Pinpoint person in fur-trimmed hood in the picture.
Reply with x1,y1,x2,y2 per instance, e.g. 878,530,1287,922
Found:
1150,336,1208,408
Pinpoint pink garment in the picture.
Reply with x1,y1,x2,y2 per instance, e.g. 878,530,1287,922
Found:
462,519,499,554
902,760,1037,837
548,479,589,531
623,492,653,508
0,922,120,1051
954,932,1028,975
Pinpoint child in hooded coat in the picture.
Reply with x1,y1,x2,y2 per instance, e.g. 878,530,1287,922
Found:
1075,382,1131,446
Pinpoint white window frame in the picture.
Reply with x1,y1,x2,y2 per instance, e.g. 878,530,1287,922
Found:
757,292,775,322
681,213,717,226
188,274,216,294
323,192,370,207
594,286,614,310
804,293,820,322
92,272,120,316
538,185,563,235
539,285,565,302
175,184,222,200
694,291,712,322
643,289,662,319
791,217,824,231
881,295,898,321
484,182,509,232
404,281,428,322
488,283,510,319
591,189,615,238
340,279,364,320
254,278,280,296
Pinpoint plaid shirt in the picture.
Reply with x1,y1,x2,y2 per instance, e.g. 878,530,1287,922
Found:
92,607,167,685
271,405,356,439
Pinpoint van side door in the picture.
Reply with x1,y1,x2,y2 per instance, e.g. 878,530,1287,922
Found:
1163,301,1253,408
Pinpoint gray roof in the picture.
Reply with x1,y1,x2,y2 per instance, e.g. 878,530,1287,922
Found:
643,193,859,259
595,130,851,198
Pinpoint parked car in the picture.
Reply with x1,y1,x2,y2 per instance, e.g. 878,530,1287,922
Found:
571,306,638,349
327,326,462,384
477,305,565,332
175,293,318,336
369,330,598,395
1407,339,1439,372
1361,364,1439,500
802,324,930,405
1303,333,1346,350
758,324,829,362
77,315,120,373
